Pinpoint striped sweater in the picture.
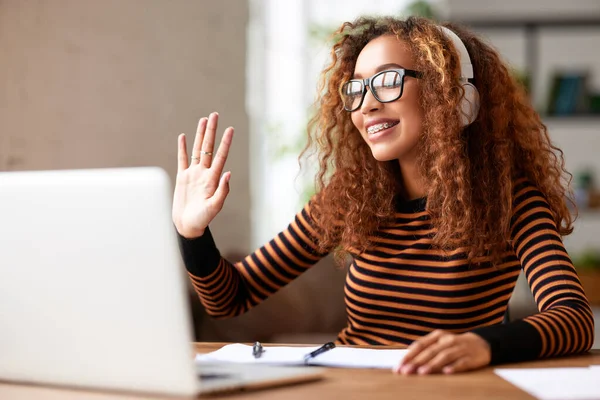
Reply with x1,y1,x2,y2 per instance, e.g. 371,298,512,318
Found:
179,180,595,364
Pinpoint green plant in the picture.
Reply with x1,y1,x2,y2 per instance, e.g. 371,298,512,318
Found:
511,68,531,95
404,0,438,19
572,248,600,271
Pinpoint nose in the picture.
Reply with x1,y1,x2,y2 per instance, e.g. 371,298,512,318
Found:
360,86,379,114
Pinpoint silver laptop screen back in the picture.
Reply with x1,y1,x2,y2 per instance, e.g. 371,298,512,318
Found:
0,167,198,396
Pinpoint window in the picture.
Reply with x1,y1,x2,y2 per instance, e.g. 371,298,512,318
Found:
248,0,417,248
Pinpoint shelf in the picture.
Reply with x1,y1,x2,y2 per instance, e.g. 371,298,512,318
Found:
453,16,600,103
543,115,600,123
456,16,600,29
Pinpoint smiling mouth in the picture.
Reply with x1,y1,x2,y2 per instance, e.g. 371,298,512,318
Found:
367,121,399,135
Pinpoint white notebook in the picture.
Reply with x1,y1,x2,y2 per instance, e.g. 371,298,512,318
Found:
196,343,408,369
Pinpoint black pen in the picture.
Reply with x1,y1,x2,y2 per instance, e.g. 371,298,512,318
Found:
304,341,336,364
252,341,265,359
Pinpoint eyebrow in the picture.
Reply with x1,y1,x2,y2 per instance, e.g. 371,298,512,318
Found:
353,63,405,79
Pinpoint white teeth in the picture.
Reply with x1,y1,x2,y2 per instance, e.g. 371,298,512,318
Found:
367,121,398,135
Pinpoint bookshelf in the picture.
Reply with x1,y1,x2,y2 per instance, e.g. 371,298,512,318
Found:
455,16,600,119
456,16,600,255
455,15,600,179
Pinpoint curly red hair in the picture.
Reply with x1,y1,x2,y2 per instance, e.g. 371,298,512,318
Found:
302,16,574,265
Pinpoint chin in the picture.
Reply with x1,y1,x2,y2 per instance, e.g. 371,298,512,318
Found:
369,145,401,162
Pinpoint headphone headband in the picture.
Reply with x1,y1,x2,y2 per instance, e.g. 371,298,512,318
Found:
437,25,479,126
438,26,474,80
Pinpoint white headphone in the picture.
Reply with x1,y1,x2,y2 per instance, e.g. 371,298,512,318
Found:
438,26,480,127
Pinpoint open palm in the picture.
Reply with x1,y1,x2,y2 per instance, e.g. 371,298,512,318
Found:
172,112,234,239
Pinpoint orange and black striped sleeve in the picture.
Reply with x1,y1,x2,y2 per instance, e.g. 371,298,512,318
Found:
178,202,330,318
472,181,595,364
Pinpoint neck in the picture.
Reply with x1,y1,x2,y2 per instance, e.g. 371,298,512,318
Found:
397,160,426,200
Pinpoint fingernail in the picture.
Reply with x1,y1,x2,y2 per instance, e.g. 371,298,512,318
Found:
418,366,430,375
443,367,453,374
401,364,414,374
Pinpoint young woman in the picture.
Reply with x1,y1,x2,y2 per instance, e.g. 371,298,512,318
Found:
172,16,594,374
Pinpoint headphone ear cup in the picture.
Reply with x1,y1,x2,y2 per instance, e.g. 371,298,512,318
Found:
459,82,480,126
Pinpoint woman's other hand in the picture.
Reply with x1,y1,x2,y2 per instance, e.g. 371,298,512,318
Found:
394,330,491,375
172,112,234,239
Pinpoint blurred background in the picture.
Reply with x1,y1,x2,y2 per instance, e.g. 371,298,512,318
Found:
1,0,598,347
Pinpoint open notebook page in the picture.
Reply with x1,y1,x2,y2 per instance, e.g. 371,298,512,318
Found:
196,344,408,369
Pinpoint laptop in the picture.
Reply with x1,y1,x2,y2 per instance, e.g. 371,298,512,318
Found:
0,167,323,396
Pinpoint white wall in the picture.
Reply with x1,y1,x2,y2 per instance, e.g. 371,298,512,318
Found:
0,0,251,255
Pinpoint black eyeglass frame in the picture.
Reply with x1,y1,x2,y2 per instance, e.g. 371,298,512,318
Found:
341,68,423,112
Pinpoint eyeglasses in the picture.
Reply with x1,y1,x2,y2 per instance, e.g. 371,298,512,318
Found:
340,68,422,112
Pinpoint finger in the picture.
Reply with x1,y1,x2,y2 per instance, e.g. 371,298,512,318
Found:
177,133,188,172
400,334,458,375
201,112,219,168
211,171,231,210
403,342,451,374
412,333,460,367
401,330,445,366
210,127,234,175
418,347,462,375
442,356,471,374
191,117,208,165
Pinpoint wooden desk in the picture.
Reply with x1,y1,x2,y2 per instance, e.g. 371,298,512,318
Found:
0,343,598,400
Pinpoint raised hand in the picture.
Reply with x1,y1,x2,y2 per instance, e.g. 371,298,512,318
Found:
172,112,234,239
